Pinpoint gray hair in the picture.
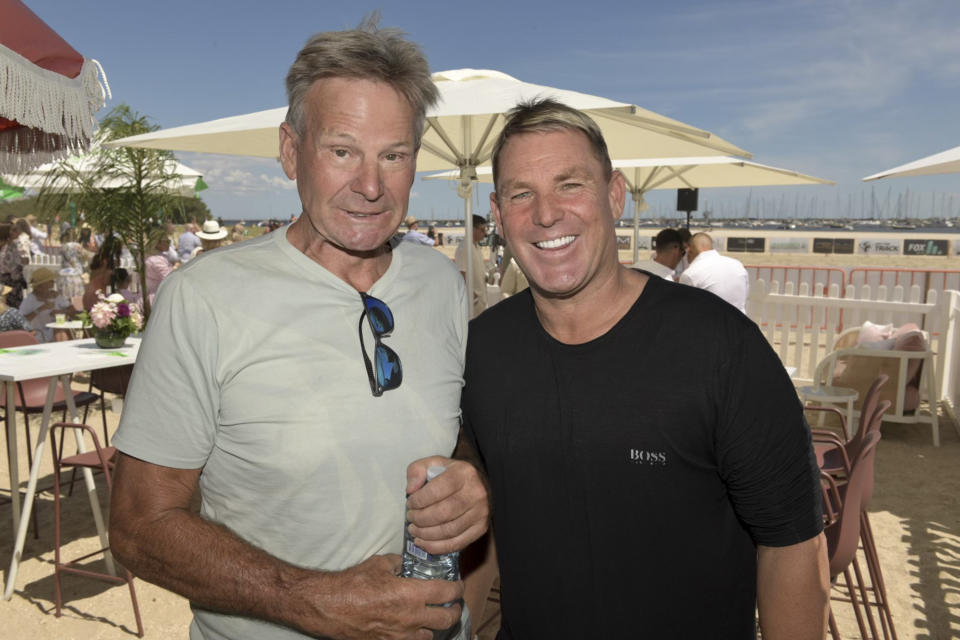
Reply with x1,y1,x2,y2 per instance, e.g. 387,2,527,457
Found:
284,15,439,148
491,98,613,190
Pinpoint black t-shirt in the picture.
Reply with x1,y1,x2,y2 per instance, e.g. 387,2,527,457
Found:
462,274,822,639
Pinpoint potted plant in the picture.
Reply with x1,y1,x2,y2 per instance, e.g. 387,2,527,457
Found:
79,290,143,348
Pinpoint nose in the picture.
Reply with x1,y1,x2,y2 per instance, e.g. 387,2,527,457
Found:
531,191,563,227
351,156,384,201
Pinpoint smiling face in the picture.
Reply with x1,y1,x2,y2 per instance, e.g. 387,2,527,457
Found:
490,129,625,300
279,77,417,264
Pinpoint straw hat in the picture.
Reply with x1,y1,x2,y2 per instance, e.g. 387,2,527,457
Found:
404,216,418,227
196,220,227,240
29,267,57,287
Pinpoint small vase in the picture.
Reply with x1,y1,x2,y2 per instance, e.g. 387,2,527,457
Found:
94,330,128,349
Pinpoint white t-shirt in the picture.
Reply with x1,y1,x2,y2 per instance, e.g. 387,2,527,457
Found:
113,227,468,640
454,241,487,318
678,249,749,313
633,259,676,280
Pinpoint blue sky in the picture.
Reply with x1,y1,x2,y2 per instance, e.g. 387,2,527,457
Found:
28,0,960,221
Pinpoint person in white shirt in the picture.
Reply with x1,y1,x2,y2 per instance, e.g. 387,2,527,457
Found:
455,214,490,318
401,216,435,246
679,232,749,313
634,228,685,281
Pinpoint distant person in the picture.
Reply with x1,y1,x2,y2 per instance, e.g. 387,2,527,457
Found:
679,232,750,313
177,223,202,262
635,228,685,280
0,285,32,334
25,215,47,254
145,235,176,299
455,214,490,318
427,224,437,243
190,220,228,259
674,226,692,280
57,228,88,299
230,222,246,244
164,223,181,265
19,268,72,342
78,225,98,253
401,216,435,245
0,221,29,308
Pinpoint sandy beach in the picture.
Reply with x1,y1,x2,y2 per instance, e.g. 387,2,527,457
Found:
1,249,958,639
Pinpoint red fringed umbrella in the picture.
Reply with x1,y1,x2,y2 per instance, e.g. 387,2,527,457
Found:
0,0,109,172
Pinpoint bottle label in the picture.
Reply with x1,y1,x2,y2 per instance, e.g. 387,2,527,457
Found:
406,538,432,561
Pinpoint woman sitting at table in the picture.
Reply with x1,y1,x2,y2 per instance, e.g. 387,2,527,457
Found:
0,284,33,335
19,268,73,342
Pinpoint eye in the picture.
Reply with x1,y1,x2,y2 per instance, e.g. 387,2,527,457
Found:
561,182,582,191
332,148,349,158
510,191,532,201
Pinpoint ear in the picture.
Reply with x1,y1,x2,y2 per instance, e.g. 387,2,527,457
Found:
278,122,299,180
490,191,505,238
607,169,626,221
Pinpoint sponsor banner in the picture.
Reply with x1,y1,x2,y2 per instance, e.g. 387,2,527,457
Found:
955,239,960,256
615,234,632,250
726,236,765,253
769,238,810,254
903,239,949,256
858,239,901,255
813,237,855,254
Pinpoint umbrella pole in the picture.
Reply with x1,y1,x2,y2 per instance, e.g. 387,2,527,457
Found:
632,191,640,265
459,171,474,320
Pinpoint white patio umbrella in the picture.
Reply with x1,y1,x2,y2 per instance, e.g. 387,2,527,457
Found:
2,152,205,198
425,155,832,262
108,69,751,300
863,144,960,180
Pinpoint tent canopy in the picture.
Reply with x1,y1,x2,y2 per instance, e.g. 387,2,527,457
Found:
863,145,960,180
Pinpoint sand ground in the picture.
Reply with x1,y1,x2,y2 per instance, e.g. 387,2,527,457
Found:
1,250,959,639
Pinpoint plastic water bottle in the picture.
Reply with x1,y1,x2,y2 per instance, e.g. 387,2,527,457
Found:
401,465,460,581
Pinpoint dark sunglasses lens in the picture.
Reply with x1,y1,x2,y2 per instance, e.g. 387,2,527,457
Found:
363,297,394,334
374,344,403,391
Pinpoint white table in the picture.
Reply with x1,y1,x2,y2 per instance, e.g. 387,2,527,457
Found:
2,337,140,600
798,384,859,438
45,320,89,340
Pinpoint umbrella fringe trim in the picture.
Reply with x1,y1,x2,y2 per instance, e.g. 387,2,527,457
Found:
0,44,109,140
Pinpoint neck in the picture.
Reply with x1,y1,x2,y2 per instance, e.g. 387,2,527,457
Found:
286,219,392,292
531,266,647,344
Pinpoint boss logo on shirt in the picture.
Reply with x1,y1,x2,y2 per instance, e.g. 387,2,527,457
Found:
629,448,667,466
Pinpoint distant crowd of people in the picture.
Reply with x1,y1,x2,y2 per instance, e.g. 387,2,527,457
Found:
0,214,253,342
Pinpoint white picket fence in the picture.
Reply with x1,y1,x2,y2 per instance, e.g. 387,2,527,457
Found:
746,280,960,426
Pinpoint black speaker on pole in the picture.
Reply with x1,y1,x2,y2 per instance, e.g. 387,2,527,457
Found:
677,188,699,212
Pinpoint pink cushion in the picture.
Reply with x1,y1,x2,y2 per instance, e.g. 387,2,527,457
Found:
832,323,926,412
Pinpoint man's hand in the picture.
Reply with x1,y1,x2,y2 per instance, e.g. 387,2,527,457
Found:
405,457,488,555
307,554,463,640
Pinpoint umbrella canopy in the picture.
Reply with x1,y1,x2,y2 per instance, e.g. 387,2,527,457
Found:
425,156,832,262
2,151,205,198
0,0,110,172
108,69,751,305
863,144,960,180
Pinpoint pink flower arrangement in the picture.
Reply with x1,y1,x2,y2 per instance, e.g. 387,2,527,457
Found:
81,291,143,336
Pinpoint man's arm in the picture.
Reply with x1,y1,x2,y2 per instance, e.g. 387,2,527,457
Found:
756,533,830,640
110,453,462,640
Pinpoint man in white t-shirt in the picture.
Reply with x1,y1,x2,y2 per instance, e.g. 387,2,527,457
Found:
455,214,490,318
109,20,487,640
679,232,750,313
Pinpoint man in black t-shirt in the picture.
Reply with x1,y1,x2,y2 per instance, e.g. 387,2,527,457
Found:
460,99,829,639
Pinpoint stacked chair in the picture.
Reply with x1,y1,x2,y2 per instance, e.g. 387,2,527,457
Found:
49,421,144,637
808,374,897,640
